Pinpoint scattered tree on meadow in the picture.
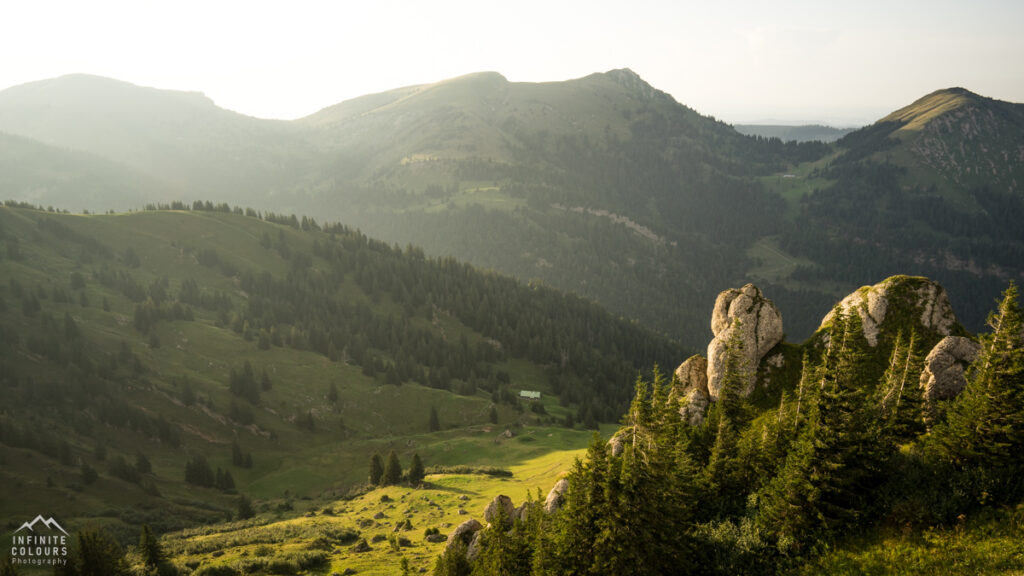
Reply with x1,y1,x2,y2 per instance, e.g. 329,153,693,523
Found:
408,453,425,486
370,453,385,485
383,450,403,485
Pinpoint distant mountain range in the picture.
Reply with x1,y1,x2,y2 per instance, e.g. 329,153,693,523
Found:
1,72,1020,346
734,124,856,143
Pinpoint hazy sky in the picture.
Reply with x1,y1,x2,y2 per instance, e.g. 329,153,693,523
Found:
2,0,1022,125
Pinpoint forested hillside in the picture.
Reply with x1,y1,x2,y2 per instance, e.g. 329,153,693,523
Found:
431,281,1024,575
779,88,1024,329
0,203,682,544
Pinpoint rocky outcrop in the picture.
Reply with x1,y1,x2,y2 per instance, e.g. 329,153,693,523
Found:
920,336,982,401
608,432,624,457
484,495,514,526
445,518,482,553
706,284,784,399
820,276,957,346
673,355,710,425
544,479,569,513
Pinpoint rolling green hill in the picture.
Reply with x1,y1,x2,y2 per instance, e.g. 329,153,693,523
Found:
0,203,683,555
2,75,1021,347
0,71,829,349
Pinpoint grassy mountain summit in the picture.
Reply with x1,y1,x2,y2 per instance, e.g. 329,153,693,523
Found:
774,87,1024,331
845,86,1024,194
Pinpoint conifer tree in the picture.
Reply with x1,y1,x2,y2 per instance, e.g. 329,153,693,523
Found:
704,320,752,512
546,434,610,575
470,503,531,576
237,494,255,520
408,453,425,486
370,453,384,485
383,450,403,485
432,537,472,576
878,330,925,443
138,524,163,568
758,308,880,546
932,283,1024,473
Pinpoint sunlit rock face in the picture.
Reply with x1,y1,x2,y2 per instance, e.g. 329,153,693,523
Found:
706,284,784,399
819,276,957,347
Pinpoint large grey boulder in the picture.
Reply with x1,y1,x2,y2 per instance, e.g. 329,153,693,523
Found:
820,276,957,347
483,495,515,526
673,355,710,425
544,479,569,513
445,518,482,553
706,284,784,399
920,336,982,401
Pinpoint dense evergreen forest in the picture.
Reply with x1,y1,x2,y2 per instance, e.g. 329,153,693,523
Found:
433,285,1024,575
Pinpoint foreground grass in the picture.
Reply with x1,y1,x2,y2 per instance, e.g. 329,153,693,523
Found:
797,506,1024,576
162,441,588,575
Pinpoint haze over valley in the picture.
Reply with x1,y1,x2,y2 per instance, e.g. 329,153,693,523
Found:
2,2,1024,574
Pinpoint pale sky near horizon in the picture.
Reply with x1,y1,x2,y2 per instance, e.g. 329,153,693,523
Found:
2,0,1022,126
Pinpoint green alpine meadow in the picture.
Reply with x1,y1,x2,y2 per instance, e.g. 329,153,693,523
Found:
1,64,1022,575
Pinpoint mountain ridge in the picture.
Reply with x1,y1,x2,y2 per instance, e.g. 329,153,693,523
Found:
0,71,1018,346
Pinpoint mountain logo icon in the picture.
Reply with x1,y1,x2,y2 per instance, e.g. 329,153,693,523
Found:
14,515,69,536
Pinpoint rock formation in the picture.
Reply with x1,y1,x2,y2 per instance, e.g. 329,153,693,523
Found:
673,355,710,425
544,479,569,513
820,276,957,346
483,495,515,526
706,284,784,399
445,518,482,553
920,336,982,401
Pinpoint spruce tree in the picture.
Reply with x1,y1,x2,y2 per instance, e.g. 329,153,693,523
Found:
138,524,163,568
237,494,255,520
547,434,609,575
757,308,879,546
932,283,1024,473
383,450,403,485
704,320,751,511
408,453,425,486
370,453,384,485
470,503,531,576
878,330,925,444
